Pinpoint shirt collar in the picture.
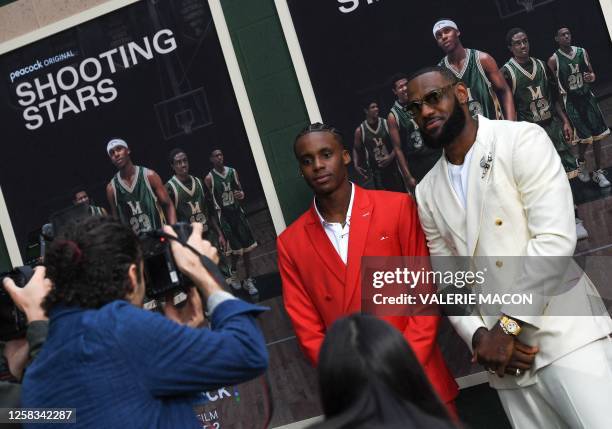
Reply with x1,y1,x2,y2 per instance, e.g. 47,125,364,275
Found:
445,141,475,167
314,182,355,226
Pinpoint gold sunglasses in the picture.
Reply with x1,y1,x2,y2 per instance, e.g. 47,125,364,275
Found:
405,83,457,116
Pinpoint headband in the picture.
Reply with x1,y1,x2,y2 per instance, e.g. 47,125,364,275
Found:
107,138,128,155
433,20,458,38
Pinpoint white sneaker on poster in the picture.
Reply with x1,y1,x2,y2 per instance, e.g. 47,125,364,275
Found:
243,278,259,296
228,274,241,291
577,161,590,183
575,218,589,240
592,169,611,188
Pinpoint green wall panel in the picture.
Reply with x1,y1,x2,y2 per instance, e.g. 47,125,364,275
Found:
221,0,312,225
237,18,293,79
249,72,307,132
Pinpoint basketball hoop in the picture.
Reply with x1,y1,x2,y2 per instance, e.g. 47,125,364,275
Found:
516,0,535,12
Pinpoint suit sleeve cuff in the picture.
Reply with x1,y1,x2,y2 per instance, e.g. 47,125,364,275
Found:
26,320,49,360
207,291,237,316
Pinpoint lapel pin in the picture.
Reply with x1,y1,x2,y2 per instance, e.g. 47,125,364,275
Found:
480,153,493,179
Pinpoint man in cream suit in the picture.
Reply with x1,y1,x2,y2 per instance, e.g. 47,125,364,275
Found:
410,66,612,428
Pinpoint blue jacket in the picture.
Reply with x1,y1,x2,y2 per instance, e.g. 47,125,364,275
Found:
22,298,268,428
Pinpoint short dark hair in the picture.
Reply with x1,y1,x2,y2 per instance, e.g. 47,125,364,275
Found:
168,148,186,165
293,122,344,156
318,314,453,423
362,99,379,110
389,72,409,90
73,189,87,199
406,66,459,86
44,216,142,311
556,26,570,36
506,27,527,46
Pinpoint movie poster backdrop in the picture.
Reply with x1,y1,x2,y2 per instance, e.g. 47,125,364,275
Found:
0,1,316,427
0,0,279,275
285,0,612,187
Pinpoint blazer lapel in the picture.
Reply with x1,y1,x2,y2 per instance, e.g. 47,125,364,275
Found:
433,158,467,244
304,204,346,285
344,186,372,310
466,116,495,256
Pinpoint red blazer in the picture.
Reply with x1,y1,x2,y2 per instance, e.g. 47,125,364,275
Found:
277,186,458,403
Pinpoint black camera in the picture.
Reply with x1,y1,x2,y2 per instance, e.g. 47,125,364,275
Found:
140,223,194,299
0,265,35,341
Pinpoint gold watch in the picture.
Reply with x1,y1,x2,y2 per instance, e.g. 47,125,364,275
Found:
499,315,522,336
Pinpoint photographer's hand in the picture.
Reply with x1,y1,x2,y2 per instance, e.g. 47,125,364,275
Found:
163,223,223,300
3,266,51,323
162,287,205,328
4,338,28,379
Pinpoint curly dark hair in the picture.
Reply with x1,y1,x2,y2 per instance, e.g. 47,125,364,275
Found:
43,216,143,311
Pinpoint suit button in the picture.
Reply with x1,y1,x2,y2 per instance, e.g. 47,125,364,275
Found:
496,260,503,268
495,218,503,226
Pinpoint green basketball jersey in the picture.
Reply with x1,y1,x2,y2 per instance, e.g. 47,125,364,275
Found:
360,118,393,169
89,205,105,216
110,166,163,233
439,49,503,119
553,46,590,97
503,57,554,124
209,167,240,211
166,175,210,231
389,101,426,155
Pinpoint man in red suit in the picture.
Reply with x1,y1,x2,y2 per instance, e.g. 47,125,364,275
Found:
277,123,458,410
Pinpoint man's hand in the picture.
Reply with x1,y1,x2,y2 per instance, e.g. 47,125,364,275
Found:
471,324,515,377
162,287,205,328
377,154,394,168
504,340,539,376
584,72,595,83
404,175,417,189
562,121,573,143
233,190,245,200
3,266,51,323
163,223,222,299
217,233,228,254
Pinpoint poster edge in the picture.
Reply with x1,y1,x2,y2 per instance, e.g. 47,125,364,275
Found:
597,0,612,43
273,0,323,124
208,0,286,234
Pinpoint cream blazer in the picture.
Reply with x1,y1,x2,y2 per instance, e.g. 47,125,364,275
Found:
416,116,612,389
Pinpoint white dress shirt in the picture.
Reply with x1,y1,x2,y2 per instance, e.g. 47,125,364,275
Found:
314,183,355,264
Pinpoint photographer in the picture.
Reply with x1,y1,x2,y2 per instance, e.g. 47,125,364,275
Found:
0,267,51,408
20,217,268,428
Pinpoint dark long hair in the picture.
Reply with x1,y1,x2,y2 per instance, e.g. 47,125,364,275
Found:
315,314,456,428
44,216,142,311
